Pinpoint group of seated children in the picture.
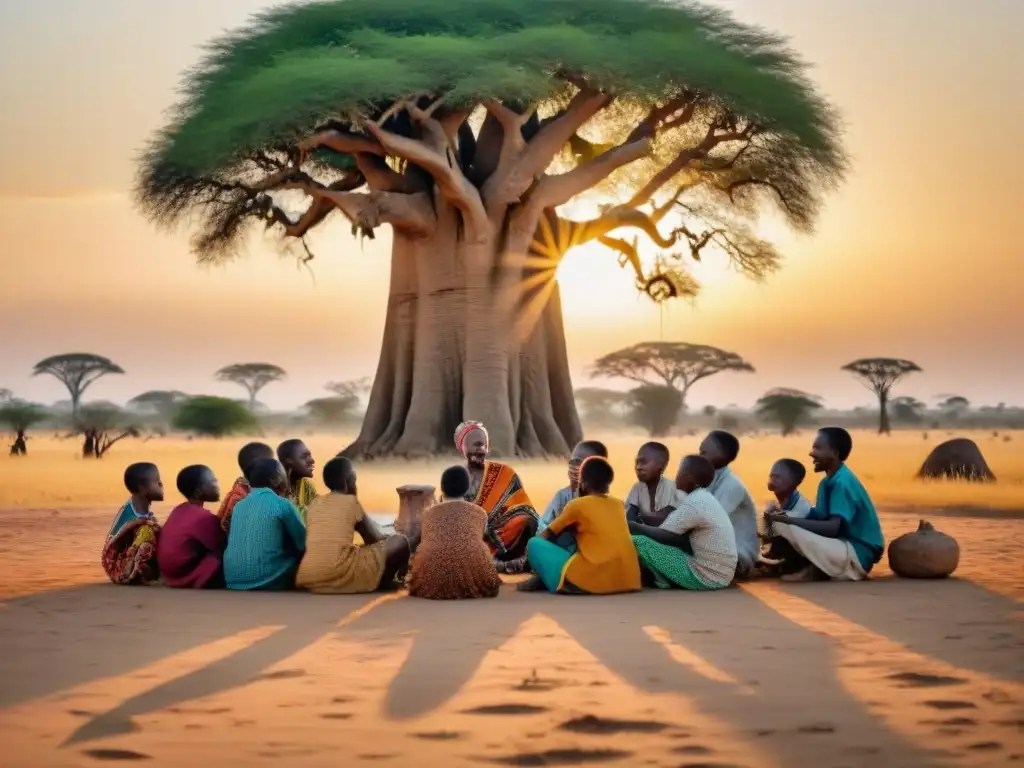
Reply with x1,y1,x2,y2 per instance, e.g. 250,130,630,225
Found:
101,422,884,599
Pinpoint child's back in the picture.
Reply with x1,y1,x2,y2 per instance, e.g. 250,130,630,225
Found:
409,499,501,600
664,488,737,588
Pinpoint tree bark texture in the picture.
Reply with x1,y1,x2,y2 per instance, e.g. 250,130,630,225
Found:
344,206,582,459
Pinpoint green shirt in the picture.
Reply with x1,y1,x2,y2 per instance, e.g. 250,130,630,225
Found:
810,464,885,571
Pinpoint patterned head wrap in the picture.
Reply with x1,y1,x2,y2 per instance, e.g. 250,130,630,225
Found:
454,421,489,457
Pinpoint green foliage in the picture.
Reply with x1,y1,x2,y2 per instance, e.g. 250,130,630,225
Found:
0,401,50,433
137,0,846,260
173,396,259,437
754,388,822,436
891,396,926,424
630,384,683,437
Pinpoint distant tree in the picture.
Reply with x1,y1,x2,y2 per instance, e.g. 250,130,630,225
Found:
325,378,371,400
174,396,259,437
78,403,141,458
305,397,360,427
0,400,49,456
128,390,189,422
592,342,754,417
629,384,684,437
702,404,717,417
938,395,970,421
891,396,926,424
574,387,630,426
215,363,286,408
754,388,823,436
0,388,11,403
841,358,921,435
32,354,124,424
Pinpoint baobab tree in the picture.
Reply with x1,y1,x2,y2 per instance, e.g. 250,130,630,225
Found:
842,358,921,434
136,0,846,458
591,342,754,410
32,354,124,424
754,388,822,436
215,363,286,408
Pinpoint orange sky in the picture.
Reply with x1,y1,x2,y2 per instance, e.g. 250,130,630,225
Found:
1,0,1022,411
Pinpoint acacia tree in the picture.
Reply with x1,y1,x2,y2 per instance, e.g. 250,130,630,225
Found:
173,396,259,437
591,341,754,411
32,354,124,424
137,0,845,458
215,363,287,408
574,387,630,426
842,358,921,435
755,388,822,436
78,403,140,459
0,400,49,456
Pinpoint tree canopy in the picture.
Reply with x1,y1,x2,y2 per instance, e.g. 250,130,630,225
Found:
754,387,822,436
174,396,259,437
591,341,753,403
215,363,287,406
842,357,920,434
0,401,49,434
137,0,845,293
32,354,124,421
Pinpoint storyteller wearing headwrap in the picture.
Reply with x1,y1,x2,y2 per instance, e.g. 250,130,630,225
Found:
455,421,539,573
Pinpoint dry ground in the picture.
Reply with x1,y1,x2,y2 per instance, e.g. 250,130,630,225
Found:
0,429,1020,766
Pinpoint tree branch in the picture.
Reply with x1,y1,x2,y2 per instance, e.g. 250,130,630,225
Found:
626,122,751,208
299,129,384,157
364,119,487,237
354,153,410,193
575,206,678,248
532,137,652,208
485,88,612,207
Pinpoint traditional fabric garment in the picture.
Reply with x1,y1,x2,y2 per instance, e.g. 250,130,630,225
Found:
708,466,759,578
625,477,678,520
102,509,160,586
807,464,884,572
773,523,866,581
157,502,224,589
632,537,712,590
224,488,307,591
217,476,250,534
287,477,318,524
409,500,501,600
531,495,641,595
637,488,737,589
469,462,540,559
296,494,388,594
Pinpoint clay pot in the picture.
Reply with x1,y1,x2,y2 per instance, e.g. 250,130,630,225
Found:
395,484,436,535
887,520,960,579
917,438,995,482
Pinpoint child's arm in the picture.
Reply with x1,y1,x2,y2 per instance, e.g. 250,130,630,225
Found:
628,520,690,549
640,507,672,527
355,511,389,545
625,503,642,523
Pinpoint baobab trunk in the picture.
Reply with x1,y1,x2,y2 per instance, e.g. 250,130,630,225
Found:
344,207,582,459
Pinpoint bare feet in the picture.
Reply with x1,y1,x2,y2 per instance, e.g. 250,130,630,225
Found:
516,574,545,592
781,565,826,583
